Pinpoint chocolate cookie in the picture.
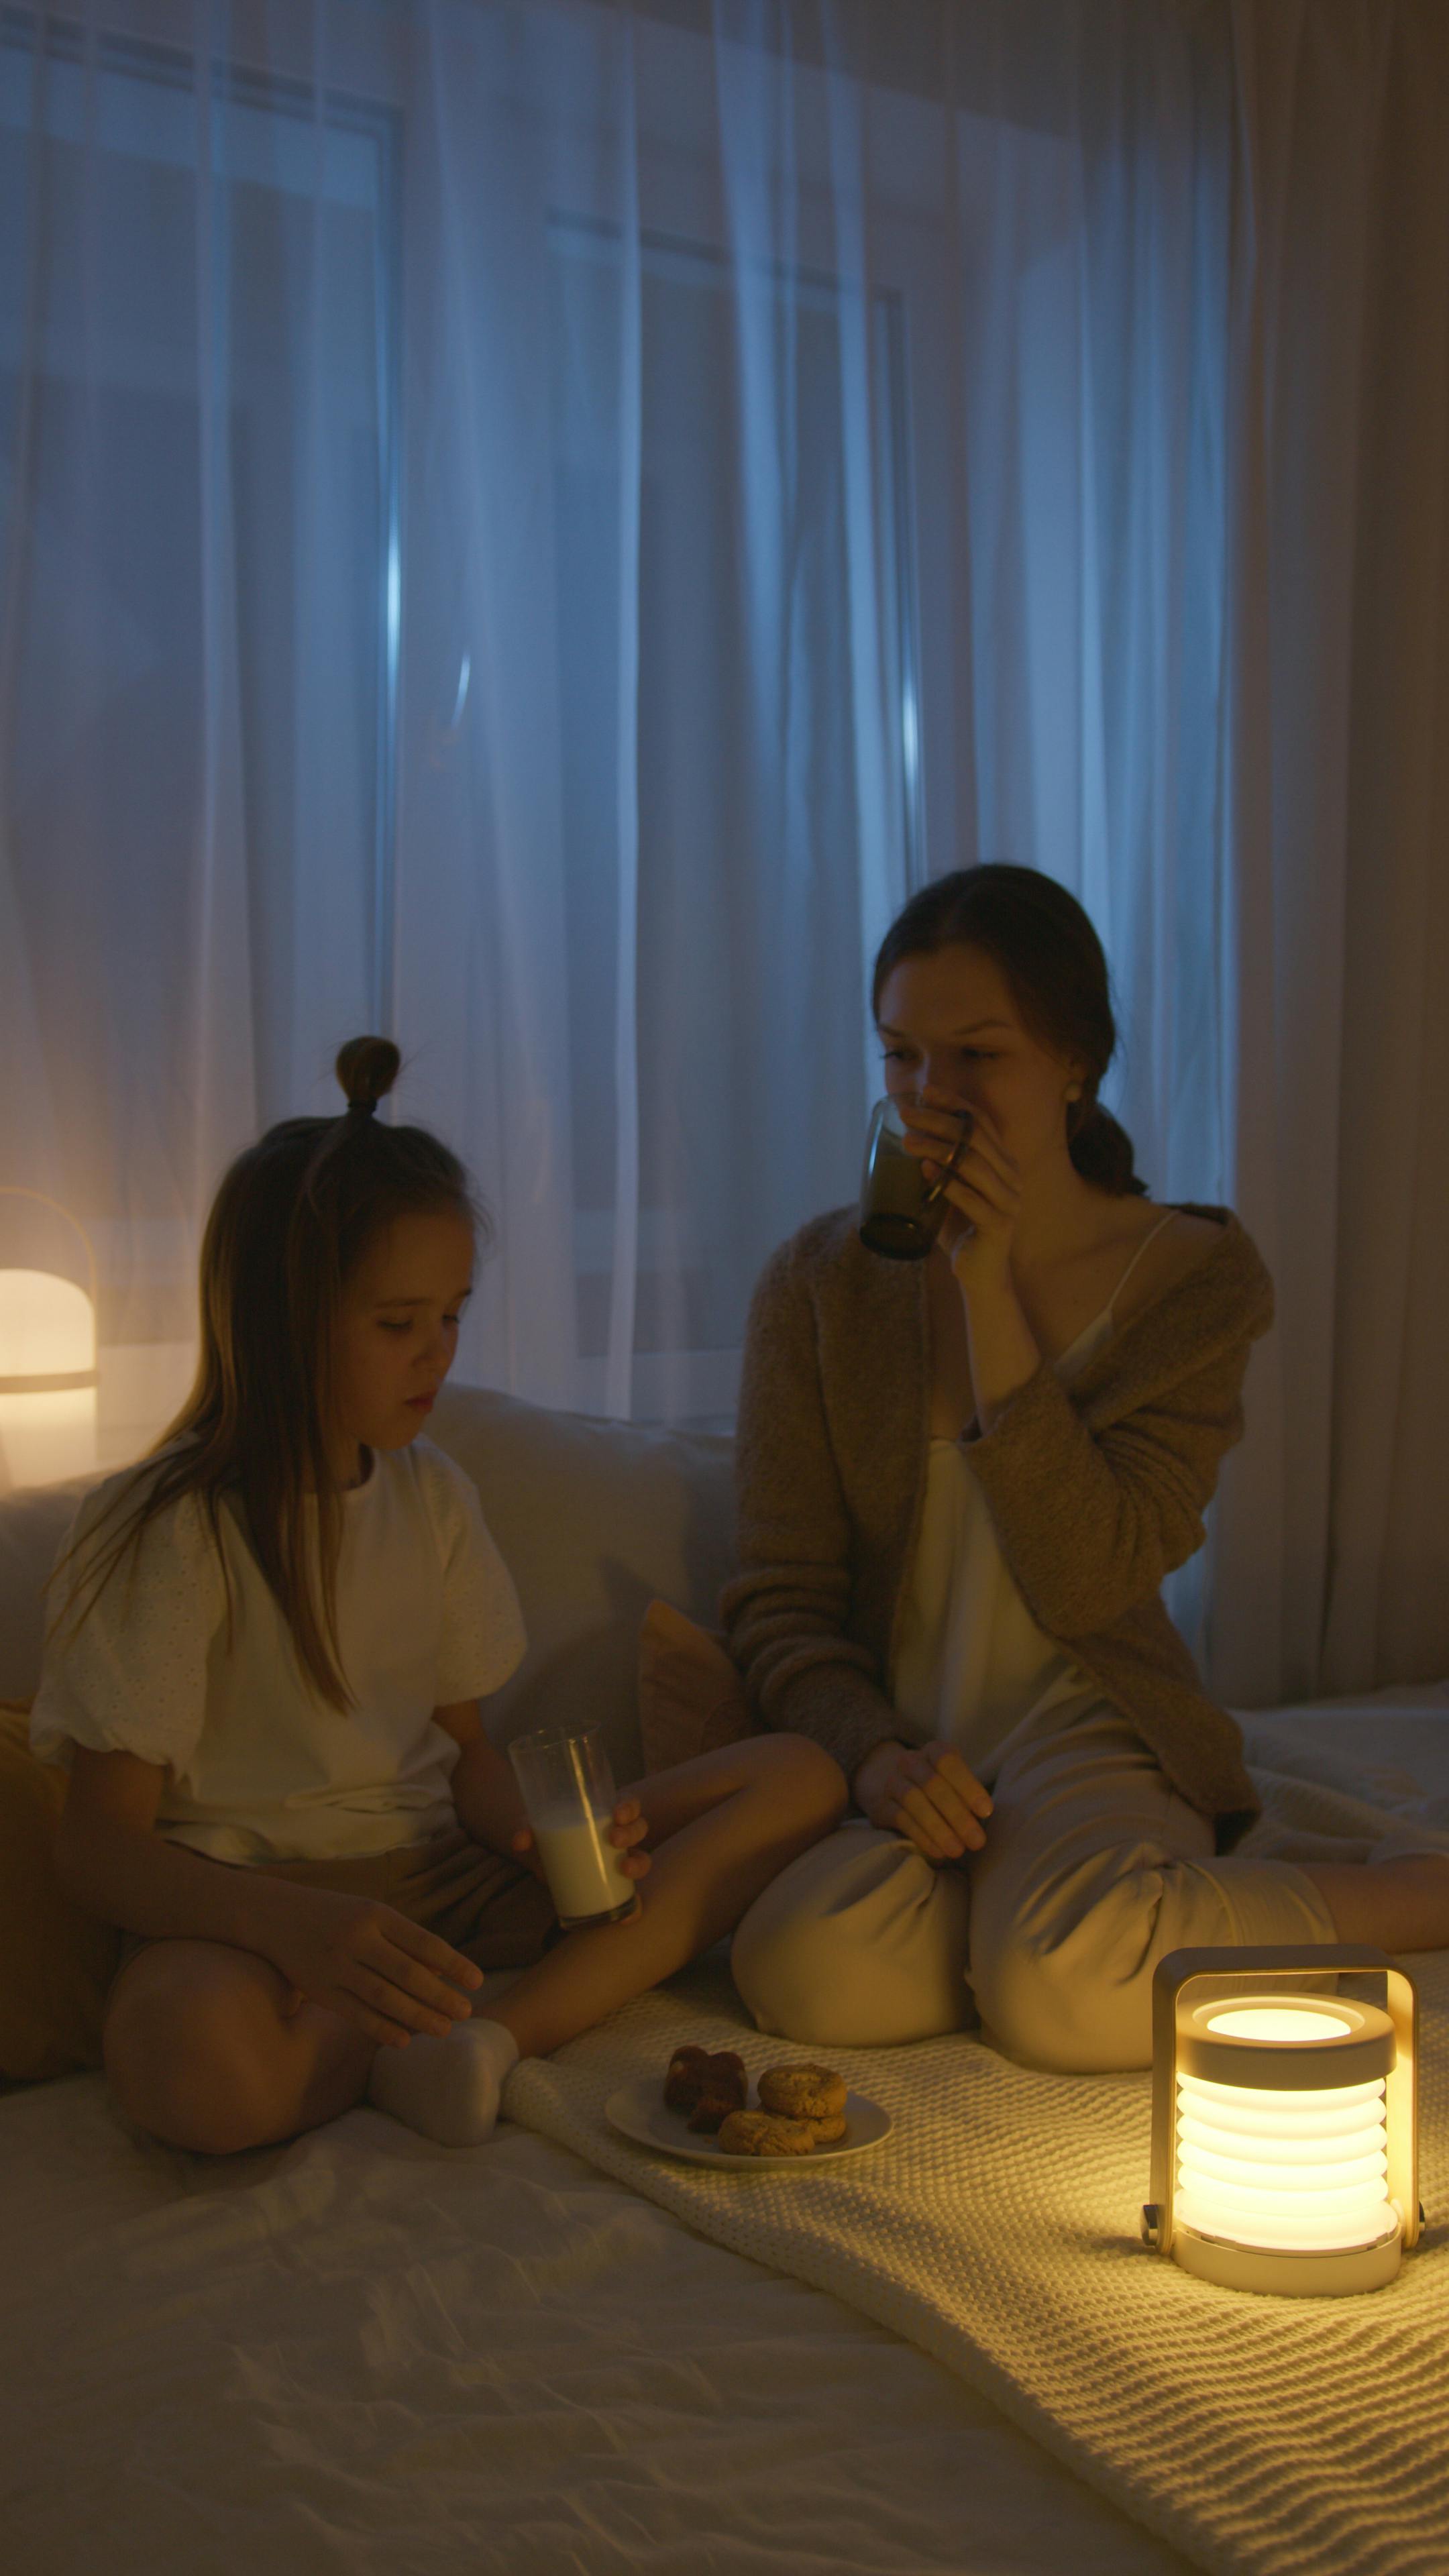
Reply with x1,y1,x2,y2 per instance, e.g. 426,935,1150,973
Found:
663,2045,748,2133
716,2108,818,2158
757,2061,848,2127
663,2045,709,2106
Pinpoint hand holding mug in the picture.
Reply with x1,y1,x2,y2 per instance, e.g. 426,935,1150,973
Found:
898,1089,1022,1284
858,1091,974,1261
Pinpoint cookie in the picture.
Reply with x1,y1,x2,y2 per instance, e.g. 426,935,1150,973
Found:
716,2108,818,2158
757,2061,848,2126
806,2112,848,2145
663,2045,712,2112
663,2045,748,2132
687,2081,745,2135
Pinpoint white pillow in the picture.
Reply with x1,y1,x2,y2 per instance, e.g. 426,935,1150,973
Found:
427,1384,735,1781
0,1472,107,1707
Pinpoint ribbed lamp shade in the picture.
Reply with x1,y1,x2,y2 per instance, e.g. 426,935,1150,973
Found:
1143,1949,1420,2298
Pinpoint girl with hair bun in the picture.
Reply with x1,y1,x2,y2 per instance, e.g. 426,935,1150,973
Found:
31,1042,845,2155
726,865,1449,2069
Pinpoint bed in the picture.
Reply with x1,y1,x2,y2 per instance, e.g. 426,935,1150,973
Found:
3,1391,1445,2576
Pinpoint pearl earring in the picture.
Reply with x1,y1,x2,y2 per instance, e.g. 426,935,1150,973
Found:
1065,1083,1083,1103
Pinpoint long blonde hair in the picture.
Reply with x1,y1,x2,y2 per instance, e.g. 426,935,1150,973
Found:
50,1036,486,1710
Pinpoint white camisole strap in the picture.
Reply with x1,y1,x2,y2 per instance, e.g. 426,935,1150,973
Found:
954,1206,1187,1433
1104,1206,1182,1316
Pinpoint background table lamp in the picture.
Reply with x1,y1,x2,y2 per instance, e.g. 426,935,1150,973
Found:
0,1189,99,1490
1142,1945,1419,2297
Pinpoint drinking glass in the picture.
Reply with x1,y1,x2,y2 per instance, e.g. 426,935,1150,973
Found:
506,1724,637,1928
858,1095,972,1260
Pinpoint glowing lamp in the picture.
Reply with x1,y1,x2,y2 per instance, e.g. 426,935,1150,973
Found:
0,1193,99,1489
1142,1946,1420,2297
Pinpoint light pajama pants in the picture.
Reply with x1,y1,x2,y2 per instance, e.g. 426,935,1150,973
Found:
731,1693,1338,2072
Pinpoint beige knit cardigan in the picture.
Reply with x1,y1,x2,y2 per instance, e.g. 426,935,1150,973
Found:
720,1203,1274,1848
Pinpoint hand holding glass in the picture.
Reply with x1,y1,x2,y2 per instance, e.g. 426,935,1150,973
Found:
507,1724,639,1928
859,1095,973,1260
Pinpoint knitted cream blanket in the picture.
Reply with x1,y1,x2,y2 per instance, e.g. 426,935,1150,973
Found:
507,1720,1449,2576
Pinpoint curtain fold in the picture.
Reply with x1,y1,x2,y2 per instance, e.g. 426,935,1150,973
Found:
1,0,1446,1704
1213,0,1449,1701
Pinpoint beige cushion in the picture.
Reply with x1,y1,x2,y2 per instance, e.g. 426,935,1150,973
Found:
637,1599,755,1774
0,1701,121,2080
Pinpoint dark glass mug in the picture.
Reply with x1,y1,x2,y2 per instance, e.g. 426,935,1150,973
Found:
858,1095,973,1260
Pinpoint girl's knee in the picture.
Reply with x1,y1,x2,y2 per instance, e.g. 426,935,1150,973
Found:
724,1730,849,1837
765,1732,850,1831
107,2037,261,2155
105,1965,287,2153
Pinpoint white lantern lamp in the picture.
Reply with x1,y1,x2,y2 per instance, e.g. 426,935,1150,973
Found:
0,1190,99,1489
1142,1945,1420,2297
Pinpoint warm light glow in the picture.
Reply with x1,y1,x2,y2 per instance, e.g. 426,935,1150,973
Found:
1177,2072,1394,2252
1150,1955,1415,2294
0,1269,95,1376
0,1269,98,1487
1205,2006,1353,2043
0,1389,98,1488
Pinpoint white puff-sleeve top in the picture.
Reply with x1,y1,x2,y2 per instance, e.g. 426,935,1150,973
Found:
30,1438,527,1865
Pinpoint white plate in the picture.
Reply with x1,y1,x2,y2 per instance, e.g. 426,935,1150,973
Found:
604,2073,892,2170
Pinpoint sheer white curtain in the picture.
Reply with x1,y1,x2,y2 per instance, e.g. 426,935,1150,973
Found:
2,0,1446,1701
0,0,920,1445
393,0,916,1420
1,0,1226,1434
1213,0,1449,1703
1,0,400,1451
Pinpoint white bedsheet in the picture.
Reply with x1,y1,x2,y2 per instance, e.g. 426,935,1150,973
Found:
0,2072,1187,2575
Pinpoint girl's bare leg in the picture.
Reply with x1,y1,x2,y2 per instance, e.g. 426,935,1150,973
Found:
476,1733,846,2062
1303,1854,1449,1951
104,1941,376,2155
103,1735,843,2152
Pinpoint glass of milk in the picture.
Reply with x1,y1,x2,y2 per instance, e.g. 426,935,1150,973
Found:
506,1725,639,1929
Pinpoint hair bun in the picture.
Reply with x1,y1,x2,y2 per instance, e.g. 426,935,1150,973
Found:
335,1034,401,1114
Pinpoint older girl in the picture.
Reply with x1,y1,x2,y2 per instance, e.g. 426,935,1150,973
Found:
726,866,1449,2069
32,1039,843,2153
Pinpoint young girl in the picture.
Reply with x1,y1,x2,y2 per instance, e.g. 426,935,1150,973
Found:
724,866,1449,2070
31,1039,845,2155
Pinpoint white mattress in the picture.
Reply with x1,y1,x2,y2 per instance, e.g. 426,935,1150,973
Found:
5,1691,1446,2575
